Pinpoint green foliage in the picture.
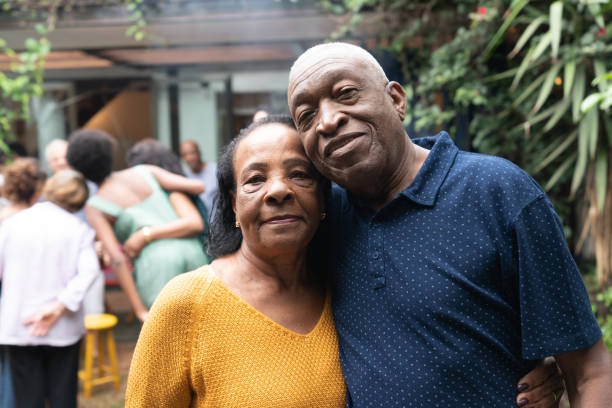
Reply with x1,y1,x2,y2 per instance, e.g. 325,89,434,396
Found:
0,35,49,150
593,286,612,351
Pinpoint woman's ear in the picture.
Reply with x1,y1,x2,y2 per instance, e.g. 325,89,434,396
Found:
230,190,237,218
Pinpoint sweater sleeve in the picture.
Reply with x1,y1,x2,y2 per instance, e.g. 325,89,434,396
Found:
126,270,208,407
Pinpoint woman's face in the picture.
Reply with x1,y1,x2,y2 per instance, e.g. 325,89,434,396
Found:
232,123,324,259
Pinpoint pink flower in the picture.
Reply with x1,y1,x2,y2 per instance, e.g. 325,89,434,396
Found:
597,27,606,37
478,6,488,15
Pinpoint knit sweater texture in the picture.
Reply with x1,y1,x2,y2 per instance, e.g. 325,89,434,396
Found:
126,265,346,407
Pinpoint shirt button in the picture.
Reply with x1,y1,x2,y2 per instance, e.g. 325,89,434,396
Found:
373,252,380,259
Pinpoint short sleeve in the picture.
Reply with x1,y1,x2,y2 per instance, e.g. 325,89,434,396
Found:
514,196,601,359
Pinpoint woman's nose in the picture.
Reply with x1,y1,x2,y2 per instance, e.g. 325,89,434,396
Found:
264,178,293,203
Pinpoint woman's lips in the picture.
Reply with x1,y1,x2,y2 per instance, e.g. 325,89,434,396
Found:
265,216,301,224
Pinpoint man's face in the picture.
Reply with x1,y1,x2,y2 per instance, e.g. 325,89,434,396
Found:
179,142,202,173
48,144,69,174
288,53,406,192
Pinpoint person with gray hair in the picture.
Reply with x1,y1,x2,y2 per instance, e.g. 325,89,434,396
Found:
0,169,98,408
44,139,70,175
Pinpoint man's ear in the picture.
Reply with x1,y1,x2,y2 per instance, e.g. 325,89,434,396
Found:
386,81,407,121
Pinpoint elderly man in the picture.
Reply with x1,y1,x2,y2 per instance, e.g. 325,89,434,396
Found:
44,139,70,174
179,140,218,217
288,42,612,407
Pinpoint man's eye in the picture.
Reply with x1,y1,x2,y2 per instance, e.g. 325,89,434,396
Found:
338,88,357,99
298,111,313,126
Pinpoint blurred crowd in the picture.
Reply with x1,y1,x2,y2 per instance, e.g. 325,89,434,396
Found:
0,121,227,406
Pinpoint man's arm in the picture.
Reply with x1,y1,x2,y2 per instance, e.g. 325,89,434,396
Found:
555,338,612,407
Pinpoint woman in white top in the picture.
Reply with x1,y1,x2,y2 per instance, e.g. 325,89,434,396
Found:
0,169,99,408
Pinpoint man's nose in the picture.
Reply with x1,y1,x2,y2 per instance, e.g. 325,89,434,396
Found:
264,177,293,203
316,100,347,137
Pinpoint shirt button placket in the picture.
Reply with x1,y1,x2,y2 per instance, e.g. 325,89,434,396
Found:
369,216,386,290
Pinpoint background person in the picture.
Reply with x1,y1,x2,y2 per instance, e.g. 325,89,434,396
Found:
67,129,208,321
44,139,70,175
287,42,612,407
0,169,98,408
179,140,218,218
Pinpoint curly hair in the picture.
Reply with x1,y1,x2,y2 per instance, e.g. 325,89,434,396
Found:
66,128,114,184
206,114,330,263
127,139,184,176
1,158,46,204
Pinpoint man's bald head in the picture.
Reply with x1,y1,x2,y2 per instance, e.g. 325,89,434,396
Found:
179,140,203,173
289,42,389,91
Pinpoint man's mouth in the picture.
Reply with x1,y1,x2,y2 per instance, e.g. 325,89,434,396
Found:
324,132,365,158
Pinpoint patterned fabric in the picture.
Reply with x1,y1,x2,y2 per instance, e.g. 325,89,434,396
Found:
326,132,601,407
87,165,208,308
126,266,346,407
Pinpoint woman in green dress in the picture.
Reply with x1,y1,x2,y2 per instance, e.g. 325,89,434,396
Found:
66,129,208,322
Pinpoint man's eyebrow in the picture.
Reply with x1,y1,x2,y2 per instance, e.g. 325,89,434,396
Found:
290,91,312,110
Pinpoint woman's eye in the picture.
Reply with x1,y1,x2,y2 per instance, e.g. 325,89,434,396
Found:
245,175,264,185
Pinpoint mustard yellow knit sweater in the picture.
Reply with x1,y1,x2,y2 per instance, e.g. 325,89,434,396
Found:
126,265,346,407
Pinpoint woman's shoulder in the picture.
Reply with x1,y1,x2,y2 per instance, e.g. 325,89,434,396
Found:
153,265,215,308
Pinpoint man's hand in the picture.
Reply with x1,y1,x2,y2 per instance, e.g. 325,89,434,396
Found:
23,301,67,337
516,357,565,407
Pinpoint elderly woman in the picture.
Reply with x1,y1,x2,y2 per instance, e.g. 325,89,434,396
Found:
0,170,98,408
66,129,208,322
126,116,562,407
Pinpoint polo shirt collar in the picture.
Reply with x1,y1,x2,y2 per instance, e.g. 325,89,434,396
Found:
345,131,458,210
400,131,458,206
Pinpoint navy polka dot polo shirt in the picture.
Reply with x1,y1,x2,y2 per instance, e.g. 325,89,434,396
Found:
326,132,601,407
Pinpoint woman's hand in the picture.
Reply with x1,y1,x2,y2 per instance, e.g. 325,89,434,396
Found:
516,357,565,407
136,309,149,323
23,301,67,337
125,228,148,259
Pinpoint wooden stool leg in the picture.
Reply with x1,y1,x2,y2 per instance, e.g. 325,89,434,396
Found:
106,329,120,390
83,331,94,398
96,330,105,378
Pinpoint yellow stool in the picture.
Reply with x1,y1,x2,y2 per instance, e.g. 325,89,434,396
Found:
78,313,120,398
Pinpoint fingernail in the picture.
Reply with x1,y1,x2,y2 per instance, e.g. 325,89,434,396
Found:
517,398,529,407
517,383,529,392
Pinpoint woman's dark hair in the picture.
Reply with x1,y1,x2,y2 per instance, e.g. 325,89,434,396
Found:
66,128,114,184
207,114,330,265
127,139,184,176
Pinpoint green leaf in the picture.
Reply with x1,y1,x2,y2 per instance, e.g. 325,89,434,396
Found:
512,45,536,90
596,148,608,212
588,3,605,28
530,31,551,63
572,66,586,123
543,96,571,132
545,152,575,191
571,116,589,196
593,60,607,93
535,128,577,172
563,60,576,99
483,0,530,60
581,93,603,113
533,63,561,113
0,38,6,48
587,107,599,158
549,2,563,60
508,16,545,59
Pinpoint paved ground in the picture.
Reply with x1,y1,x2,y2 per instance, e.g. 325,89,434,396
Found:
77,289,140,408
